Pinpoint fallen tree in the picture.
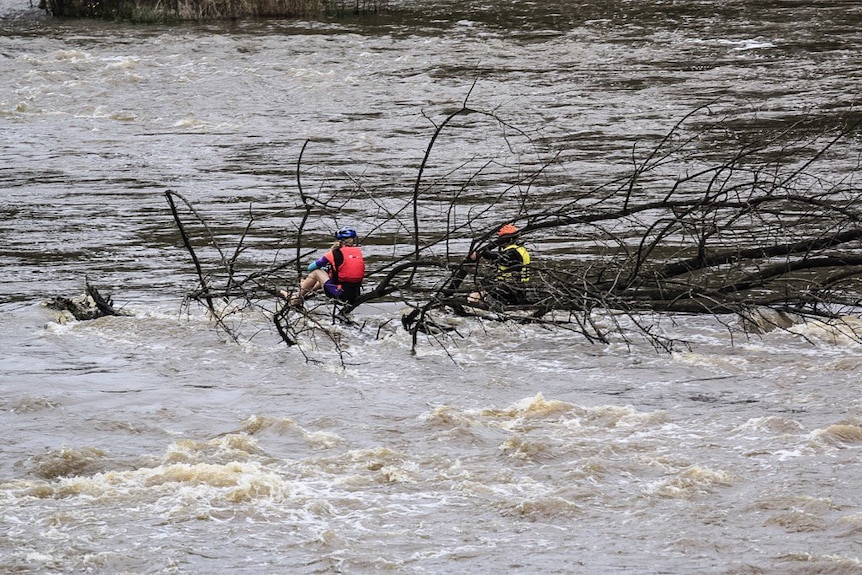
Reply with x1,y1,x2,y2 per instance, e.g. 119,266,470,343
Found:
166,99,862,358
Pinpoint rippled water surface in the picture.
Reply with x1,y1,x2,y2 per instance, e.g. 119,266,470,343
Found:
2,1,862,573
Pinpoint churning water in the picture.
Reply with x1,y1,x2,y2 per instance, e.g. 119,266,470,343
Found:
2,1,862,573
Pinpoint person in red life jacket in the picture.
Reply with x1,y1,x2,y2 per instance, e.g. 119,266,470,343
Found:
281,227,365,307
467,223,531,305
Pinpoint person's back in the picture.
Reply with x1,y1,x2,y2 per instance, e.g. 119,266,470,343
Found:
468,223,531,305
283,227,365,307
325,240,365,304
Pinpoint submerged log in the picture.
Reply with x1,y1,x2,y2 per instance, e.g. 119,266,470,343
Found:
738,307,802,334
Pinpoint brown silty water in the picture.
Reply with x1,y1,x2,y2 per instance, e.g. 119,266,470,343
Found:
1,1,861,573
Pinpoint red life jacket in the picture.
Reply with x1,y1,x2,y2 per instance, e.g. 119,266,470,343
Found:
325,245,365,284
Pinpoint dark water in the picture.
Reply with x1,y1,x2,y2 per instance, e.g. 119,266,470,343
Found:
2,1,862,573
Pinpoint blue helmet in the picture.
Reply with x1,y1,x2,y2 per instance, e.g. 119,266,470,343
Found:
334,227,357,240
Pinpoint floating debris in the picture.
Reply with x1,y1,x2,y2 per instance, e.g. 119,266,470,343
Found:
45,283,127,323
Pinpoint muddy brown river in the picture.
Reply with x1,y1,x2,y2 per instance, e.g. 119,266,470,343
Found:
2,1,862,573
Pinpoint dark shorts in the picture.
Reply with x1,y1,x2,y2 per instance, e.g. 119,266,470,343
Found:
488,283,529,305
324,280,361,303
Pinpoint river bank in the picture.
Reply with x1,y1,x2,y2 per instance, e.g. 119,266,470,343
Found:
41,0,385,22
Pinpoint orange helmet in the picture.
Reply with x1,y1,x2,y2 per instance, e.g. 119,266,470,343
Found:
498,223,519,236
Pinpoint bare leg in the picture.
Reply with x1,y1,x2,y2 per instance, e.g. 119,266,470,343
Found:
467,290,486,304
290,269,330,305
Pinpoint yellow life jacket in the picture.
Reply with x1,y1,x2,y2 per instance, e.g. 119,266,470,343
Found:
496,244,531,283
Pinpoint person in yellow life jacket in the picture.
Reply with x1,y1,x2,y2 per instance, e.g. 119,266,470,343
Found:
280,227,365,307
467,223,531,305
